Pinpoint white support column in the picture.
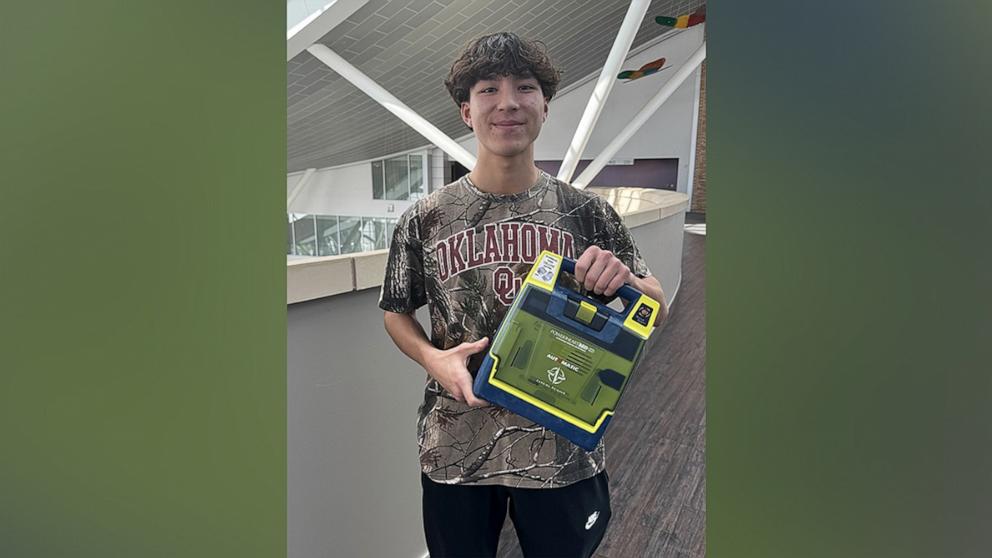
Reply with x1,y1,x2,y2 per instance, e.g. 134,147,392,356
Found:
685,65,703,201
557,0,651,184
572,43,706,190
287,167,316,210
306,44,477,171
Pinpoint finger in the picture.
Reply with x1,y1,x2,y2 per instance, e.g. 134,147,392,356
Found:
595,261,626,294
466,391,488,408
458,376,487,407
465,385,488,407
455,340,489,362
584,251,612,291
457,336,488,353
468,337,489,354
603,272,627,297
574,246,600,283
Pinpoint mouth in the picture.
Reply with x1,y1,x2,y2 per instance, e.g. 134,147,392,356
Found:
492,121,525,128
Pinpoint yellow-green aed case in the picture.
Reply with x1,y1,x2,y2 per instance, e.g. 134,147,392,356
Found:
473,250,660,450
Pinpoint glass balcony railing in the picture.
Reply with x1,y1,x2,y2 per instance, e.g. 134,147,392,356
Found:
288,213,397,257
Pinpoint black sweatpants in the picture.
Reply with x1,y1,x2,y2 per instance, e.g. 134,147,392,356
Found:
421,471,611,558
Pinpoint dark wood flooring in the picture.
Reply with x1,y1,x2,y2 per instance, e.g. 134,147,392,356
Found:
496,231,706,558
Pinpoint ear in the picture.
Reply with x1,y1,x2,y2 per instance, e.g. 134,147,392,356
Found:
460,101,473,130
542,99,549,122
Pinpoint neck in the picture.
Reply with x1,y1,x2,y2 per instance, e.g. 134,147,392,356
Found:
468,150,541,195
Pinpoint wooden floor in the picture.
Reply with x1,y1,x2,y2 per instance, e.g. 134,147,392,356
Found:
496,231,706,558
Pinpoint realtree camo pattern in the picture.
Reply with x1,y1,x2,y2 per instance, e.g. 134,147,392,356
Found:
379,172,650,488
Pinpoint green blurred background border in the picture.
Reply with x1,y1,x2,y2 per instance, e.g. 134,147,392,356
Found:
708,1,991,556
1,1,990,557
0,2,286,557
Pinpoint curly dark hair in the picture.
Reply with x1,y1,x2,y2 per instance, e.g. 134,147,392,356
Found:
444,32,561,107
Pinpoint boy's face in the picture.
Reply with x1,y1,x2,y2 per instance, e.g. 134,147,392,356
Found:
460,74,549,159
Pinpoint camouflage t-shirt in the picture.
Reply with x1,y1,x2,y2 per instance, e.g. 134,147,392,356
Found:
379,171,650,488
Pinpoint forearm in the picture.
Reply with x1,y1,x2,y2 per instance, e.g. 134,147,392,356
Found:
383,311,439,369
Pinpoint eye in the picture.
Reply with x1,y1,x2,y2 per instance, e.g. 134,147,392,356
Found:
480,87,496,93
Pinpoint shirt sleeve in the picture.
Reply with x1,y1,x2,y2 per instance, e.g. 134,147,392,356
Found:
594,195,652,279
378,206,428,313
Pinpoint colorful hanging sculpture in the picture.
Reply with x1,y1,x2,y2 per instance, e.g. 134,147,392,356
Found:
617,57,668,81
616,6,705,82
655,6,706,28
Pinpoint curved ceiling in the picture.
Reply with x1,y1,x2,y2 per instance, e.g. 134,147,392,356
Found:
288,0,706,172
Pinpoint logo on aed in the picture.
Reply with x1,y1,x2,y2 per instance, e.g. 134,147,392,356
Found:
547,367,566,385
585,511,600,530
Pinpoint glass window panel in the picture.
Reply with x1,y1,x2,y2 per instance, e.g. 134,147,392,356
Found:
371,160,384,199
315,215,340,256
379,219,390,250
384,156,409,200
358,217,376,252
292,214,317,256
338,216,363,254
287,216,295,255
385,219,397,248
287,0,311,31
368,217,387,250
409,154,424,200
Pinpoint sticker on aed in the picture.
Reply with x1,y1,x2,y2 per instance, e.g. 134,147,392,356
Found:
632,303,654,326
533,254,557,283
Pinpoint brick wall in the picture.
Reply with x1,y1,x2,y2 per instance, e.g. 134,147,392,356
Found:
691,60,707,213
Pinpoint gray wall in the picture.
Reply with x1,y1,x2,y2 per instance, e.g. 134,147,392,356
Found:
288,292,429,558
632,214,685,303
287,213,684,558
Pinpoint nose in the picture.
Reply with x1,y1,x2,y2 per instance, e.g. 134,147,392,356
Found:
496,88,520,111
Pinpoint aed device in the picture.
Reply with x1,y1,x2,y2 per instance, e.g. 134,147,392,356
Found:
473,250,661,451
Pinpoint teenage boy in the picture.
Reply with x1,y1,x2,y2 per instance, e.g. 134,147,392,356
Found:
379,32,668,558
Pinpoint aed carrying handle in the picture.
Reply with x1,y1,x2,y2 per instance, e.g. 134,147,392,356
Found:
557,256,643,318
525,250,660,338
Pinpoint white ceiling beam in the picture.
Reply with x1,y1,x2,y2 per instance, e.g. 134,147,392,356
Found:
557,0,651,184
307,44,478,171
572,42,706,189
685,64,703,208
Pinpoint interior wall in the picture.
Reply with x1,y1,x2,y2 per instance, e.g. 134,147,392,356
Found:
287,157,422,218
288,291,429,558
